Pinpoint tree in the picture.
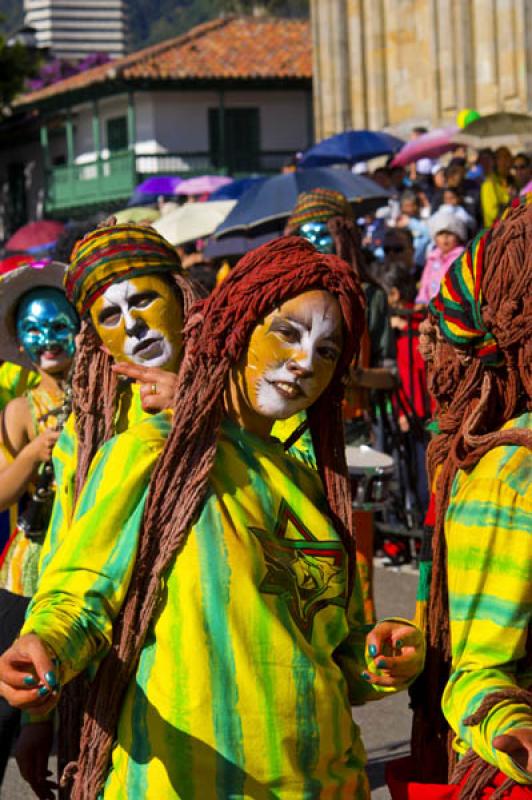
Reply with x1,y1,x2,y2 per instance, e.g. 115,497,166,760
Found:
130,0,309,50
0,33,39,117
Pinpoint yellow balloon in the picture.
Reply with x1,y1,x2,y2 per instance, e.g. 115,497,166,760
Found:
457,108,481,128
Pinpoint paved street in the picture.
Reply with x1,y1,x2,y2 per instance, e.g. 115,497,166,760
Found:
1,563,418,799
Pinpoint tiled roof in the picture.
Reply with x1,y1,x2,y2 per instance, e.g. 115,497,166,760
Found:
18,17,311,106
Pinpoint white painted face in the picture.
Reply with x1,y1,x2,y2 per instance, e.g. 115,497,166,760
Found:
237,290,343,421
90,275,183,371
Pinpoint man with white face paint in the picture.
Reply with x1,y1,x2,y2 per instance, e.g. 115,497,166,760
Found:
9,223,198,799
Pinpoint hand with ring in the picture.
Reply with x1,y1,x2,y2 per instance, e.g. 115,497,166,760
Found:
111,362,179,412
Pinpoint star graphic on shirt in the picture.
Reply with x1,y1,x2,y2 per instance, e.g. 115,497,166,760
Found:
249,500,347,641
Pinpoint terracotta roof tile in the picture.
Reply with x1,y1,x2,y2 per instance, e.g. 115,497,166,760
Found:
18,17,311,106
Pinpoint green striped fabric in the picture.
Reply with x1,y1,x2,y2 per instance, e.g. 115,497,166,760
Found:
442,412,532,783
24,414,409,799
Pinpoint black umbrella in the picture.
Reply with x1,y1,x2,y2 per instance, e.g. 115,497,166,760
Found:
203,228,282,259
213,167,390,237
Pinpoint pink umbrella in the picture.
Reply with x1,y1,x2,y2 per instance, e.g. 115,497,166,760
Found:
6,220,65,253
390,126,460,168
178,175,233,196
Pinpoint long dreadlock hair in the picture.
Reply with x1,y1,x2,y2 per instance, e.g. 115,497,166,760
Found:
67,235,366,799
71,272,198,502
411,201,532,784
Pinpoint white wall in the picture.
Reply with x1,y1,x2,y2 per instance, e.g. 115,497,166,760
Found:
149,88,311,153
68,87,311,161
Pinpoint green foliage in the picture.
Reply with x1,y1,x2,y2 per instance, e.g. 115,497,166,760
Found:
0,31,39,115
130,0,309,49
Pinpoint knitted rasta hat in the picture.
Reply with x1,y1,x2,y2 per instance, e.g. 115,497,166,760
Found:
286,188,354,230
65,224,182,317
429,227,501,365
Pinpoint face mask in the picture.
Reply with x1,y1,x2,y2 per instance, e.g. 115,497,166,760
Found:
234,290,343,422
90,274,183,372
298,222,335,254
16,288,79,370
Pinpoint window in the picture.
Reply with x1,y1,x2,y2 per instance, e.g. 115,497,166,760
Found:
208,107,260,173
106,116,128,152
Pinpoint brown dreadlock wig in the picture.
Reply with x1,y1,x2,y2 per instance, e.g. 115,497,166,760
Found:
284,187,376,284
411,200,532,787
66,235,366,799
64,223,198,502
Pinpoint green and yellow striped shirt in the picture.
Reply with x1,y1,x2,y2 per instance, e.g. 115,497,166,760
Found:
24,414,403,799
442,412,532,783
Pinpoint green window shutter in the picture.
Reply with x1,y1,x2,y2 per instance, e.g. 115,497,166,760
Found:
208,107,260,173
107,116,128,152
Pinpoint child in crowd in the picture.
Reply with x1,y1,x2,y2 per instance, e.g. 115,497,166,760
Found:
441,188,477,237
415,208,467,306
395,190,432,271
375,262,431,566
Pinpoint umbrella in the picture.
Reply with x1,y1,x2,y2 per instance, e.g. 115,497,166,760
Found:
208,176,267,201
153,200,236,246
452,112,532,148
0,253,42,277
114,206,161,224
135,176,183,195
390,126,459,167
213,168,390,237
203,229,282,259
177,175,233,196
299,130,404,168
6,220,65,253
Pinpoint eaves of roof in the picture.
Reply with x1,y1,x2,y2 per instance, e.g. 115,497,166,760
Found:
15,16,312,113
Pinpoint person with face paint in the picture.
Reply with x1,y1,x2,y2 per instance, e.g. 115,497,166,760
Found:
0,237,424,800
0,261,79,787
11,224,199,799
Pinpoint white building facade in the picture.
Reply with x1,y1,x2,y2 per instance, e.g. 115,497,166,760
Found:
24,0,127,60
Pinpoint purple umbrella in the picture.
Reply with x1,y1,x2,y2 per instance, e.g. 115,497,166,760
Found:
391,126,460,167
178,175,233,196
135,176,183,195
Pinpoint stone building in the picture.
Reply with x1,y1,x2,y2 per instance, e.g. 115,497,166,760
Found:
311,0,532,138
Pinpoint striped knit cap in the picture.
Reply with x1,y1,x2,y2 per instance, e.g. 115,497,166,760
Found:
429,227,502,365
65,224,181,317
287,188,354,229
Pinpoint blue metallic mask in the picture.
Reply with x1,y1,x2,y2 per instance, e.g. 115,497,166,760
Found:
16,288,79,366
298,221,335,254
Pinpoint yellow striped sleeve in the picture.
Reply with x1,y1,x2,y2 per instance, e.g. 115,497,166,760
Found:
442,457,532,783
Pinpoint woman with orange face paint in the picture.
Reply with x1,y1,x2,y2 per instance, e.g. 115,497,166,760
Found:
0,237,424,800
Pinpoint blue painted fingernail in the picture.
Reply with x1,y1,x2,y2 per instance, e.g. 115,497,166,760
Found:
23,675,37,687
44,671,58,689
368,644,378,657
38,685,49,697
377,659,387,669
396,639,404,648
361,671,371,681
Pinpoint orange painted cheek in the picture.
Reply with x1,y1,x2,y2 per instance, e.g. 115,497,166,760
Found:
91,311,129,361
243,329,288,398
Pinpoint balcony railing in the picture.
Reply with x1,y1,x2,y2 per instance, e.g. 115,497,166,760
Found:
45,149,295,214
